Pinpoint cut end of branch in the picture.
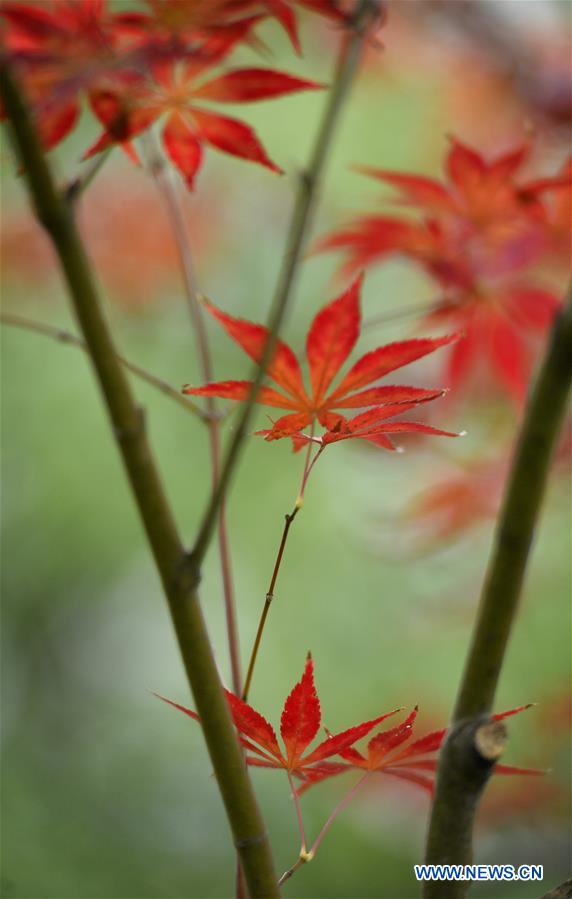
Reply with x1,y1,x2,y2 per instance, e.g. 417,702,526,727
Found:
474,720,507,762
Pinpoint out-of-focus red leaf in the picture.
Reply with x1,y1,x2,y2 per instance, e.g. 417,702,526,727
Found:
184,276,458,450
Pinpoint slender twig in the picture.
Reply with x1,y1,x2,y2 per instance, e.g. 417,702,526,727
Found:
242,505,300,702
423,290,572,899
242,435,323,702
0,312,209,420
287,772,307,852
362,297,456,332
309,772,369,856
191,0,382,570
242,432,324,702
147,141,242,696
65,147,112,203
278,773,370,887
0,64,280,899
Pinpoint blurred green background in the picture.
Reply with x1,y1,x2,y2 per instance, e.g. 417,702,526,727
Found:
1,5,570,898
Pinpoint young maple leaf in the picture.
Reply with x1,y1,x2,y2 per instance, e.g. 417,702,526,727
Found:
155,654,400,786
315,138,569,403
84,61,323,188
184,275,460,449
299,704,544,796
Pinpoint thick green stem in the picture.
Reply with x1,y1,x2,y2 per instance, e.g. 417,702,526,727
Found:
1,65,279,899
191,0,382,568
423,292,572,899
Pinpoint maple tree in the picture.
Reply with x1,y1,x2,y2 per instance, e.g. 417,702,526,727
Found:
1,1,570,897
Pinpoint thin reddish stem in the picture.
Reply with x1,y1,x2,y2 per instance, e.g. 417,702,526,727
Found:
242,433,326,701
149,145,242,695
309,773,370,857
287,771,307,852
300,444,324,500
242,504,299,702
297,420,317,502
279,774,371,887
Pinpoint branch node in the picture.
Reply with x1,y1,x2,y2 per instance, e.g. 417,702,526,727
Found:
474,720,507,763
113,406,146,445
174,551,202,596
235,831,269,850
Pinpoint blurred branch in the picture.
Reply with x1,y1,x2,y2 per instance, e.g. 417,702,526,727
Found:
0,312,209,420
540,879,572,899
191,0,382,569
147,142,242,697
423,289,572,898
362,296,456,331
65,147,112,203
0,63,280,899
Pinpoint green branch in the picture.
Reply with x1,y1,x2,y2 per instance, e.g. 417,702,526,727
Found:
0,64,279,899
191,0,382,568
0,312,208,420
423,290,572,899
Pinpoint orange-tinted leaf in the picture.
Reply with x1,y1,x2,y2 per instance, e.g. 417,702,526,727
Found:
305,709,401,765
192,68,323,103
188,279,456,450
333,385,445,409
367,708,418,764
329,334,460,399
306,274,361,404
492,704,534,722
446,137,486,191
355,166,455,213
389,728,445,762
204,301,305,400
280,654,321,766
382,768,435,792
257,411,313,440
183,380,299,409
192,107,282,173
163,112,203,189
224,689,282,759
153,692,200,722
494,764,545,776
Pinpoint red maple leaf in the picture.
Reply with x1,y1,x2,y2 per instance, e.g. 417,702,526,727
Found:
315,138,568,403
184,275,460,449
84,60,323,188
1,0,127,151
298,704,544,796
156,654,399,786
400,456,506,549
116,0,348,56
112,1,265,66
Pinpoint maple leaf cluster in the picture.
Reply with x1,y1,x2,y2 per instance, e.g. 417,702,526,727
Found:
0,0,346,187
158,655,542,802
184,275,460,450
316,138,571,403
